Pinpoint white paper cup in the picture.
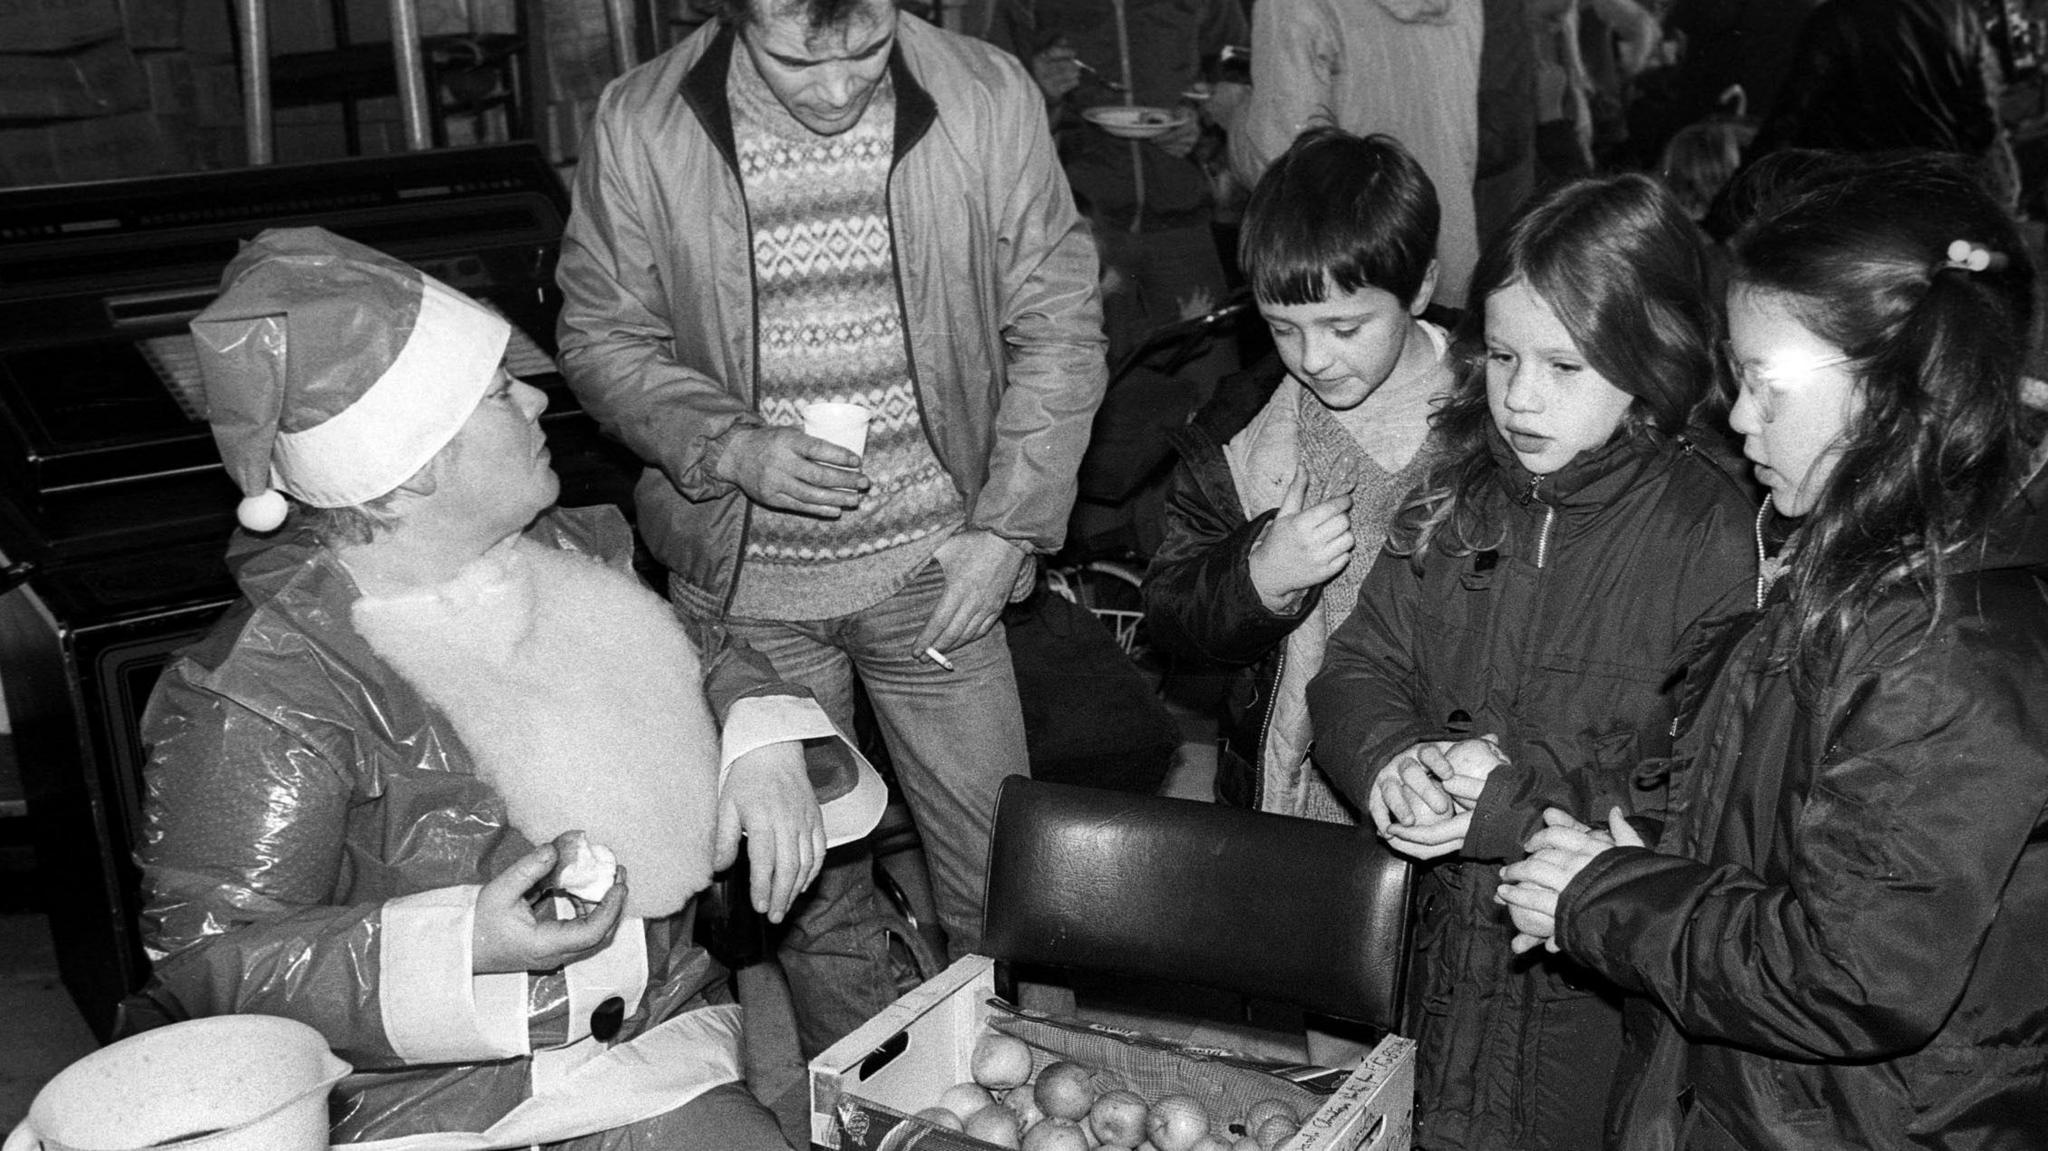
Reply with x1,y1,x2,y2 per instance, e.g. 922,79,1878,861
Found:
803,401,871,458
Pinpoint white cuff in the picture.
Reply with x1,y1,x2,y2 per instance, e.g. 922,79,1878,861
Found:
555,920,649,1049
720,696,888,848
719,695,838,787
379,885,530,1064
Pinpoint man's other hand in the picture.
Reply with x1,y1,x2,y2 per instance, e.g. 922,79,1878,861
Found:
913,530,1030,659
472,842,627,974
714,742,826,924
716,426,870,517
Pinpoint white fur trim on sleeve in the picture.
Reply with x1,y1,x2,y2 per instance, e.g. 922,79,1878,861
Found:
720,696,888,848
379,885,531,1064
718,696,840,785
554,920,649,1049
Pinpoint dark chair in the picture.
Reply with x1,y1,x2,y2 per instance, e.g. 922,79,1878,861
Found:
979,777,1413,1037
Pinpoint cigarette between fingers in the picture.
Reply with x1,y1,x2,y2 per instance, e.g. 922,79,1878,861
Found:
924,646,956,671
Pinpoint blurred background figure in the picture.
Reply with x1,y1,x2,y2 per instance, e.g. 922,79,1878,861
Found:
1655,84,1757,229
986,0,1248,370
1529,0,1662,186
1750,0,2023,210
1212,0,1483,308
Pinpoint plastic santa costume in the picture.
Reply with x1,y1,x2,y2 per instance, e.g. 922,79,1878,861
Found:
127,228,885,1148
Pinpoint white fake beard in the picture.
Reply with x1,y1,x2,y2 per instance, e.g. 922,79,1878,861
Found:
352,538,720,918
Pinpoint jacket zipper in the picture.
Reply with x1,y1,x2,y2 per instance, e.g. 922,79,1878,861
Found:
883,143,945,482
1529,475,1555,569
725,153,762,615
1252,645,1285,809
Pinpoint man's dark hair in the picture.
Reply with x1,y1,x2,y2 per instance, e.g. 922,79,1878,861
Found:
712,0,870,34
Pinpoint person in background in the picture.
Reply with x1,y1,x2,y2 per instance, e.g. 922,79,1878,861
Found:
984,0,1247,368
1306,174,1757,1151
1212,0,1483,308
1475,0,1541,246
1530,0,1663,186
1617,0,1821,175
1654,95,1756,231
1751,0,2021,211
1500,152,2048,1151
554,0,1107,1059
1143,129,1458,823
131,227,887,1149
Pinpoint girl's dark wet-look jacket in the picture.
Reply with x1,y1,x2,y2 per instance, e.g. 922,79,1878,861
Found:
1558,457,2048,1150
1307,425,1757,1151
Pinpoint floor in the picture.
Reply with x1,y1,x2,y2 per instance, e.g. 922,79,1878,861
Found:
0,661,1228,1143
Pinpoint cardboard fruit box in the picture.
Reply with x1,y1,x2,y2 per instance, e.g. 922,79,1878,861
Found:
809,955,1415,1151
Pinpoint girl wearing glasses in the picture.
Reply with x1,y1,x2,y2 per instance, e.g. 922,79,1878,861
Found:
1499,152,2048,1148
1305,173,1759,1151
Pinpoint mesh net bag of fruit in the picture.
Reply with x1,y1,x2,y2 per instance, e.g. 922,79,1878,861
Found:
831,1000,1335,1151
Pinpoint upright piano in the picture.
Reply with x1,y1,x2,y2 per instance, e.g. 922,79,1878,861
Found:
0,143,637,1038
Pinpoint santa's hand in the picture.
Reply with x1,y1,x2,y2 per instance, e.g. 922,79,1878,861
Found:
716,742,826,924
472,842,626,974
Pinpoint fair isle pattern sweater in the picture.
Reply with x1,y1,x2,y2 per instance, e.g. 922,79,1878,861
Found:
728,53,963,621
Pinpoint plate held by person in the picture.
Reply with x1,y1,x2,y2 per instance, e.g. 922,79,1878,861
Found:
1082,106,1190,139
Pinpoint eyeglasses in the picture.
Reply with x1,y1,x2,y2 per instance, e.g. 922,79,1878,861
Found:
1721,341,1855,419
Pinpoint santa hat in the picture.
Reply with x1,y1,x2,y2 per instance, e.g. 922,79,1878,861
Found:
191,226,511,532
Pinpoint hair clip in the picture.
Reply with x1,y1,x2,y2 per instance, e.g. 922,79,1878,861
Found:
1944,239,2008,273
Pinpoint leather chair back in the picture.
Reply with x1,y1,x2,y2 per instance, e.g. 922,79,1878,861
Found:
980,777,1413,1032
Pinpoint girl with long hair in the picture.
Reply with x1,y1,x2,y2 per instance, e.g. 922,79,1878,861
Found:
1306,173,1758,1150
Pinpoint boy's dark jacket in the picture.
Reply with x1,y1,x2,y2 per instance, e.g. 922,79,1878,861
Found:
1558,453,2048,1150
1140,352,1298,808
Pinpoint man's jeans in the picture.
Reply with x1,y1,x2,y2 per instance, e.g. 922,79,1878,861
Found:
678,559,1030,1057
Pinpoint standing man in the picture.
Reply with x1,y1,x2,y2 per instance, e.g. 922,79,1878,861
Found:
555,0,1108,1059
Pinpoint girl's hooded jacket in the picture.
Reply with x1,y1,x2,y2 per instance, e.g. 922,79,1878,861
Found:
1307,425,1756,1151
1558,457,2048,1150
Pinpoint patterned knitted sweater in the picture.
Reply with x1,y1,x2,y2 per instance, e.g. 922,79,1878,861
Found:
728,52,963,620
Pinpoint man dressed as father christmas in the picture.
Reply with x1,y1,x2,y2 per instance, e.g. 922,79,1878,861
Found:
125,226,886,1150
